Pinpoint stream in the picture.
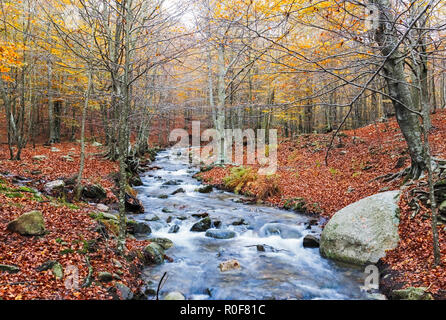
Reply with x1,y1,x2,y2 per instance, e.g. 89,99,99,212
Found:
131,148,372,300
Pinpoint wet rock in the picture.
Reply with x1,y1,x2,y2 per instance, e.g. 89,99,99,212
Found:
43,180,65,195
232,218,248,226
7,210,46,236
98,271,114,282
163,180,180,186
143,243,165,265
162,208,173,213
164,291,185,300
190,217,212,232
127,220,151,235
171,188,185,195
197,185,213,193
145,215,160,222
0,264,20,274
219,259,241,272
168,225,180,233
166,216,173,223
158,194,169,199
259,223,302,239
150,237,173,250
192,212,209,219
125,193,145,213
303,235,320,248
320,190,400,265
82,184,106,201
205,229,236,239
213,220,222,229
392,287,433,300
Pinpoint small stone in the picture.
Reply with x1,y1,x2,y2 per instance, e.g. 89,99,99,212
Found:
31,170,42,175
158,194,169,199
43,180,65,194
32,155,47,161
168,225,180,233
164,291,185,300
231,218,248,226
98,271,114,282
115,282,133,300
219,259,241,272
51,147,61,152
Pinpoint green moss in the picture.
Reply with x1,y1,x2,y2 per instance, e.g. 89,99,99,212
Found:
223,166,257,194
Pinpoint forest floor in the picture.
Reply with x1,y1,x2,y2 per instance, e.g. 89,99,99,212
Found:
1,112,446,299
199,110,446,299
0,143,150,299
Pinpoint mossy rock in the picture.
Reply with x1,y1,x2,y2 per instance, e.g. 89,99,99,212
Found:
7,210,46,236
392,287,433,300
142,243,165,265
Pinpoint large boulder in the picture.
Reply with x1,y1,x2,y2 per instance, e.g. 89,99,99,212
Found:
7,210,46,236
164,291,185,300
320,190,400,265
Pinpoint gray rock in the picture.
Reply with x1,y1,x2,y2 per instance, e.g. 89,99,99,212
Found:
91,141,103,147
61,155,74,162
0,264,20,274
190,217,212,232
51,147,61,152
143,243,165,265
205,229,236,239
43,180,65,194
7,210,46,236
115,282,134,300
320,190,400,265
82,184,106,200
259,223,302,239
164,291,185,300
32,155,47,161
392,287,433,300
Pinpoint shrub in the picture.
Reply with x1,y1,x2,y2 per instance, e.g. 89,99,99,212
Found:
223,166,257,194
255,174,281,200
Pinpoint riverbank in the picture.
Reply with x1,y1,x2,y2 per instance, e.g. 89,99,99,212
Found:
197,111,446,299
0,142,152,300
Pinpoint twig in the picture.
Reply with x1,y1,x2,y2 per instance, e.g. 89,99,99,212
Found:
156,272,168,301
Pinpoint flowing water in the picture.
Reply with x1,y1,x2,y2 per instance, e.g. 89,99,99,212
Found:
132,149,370,300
